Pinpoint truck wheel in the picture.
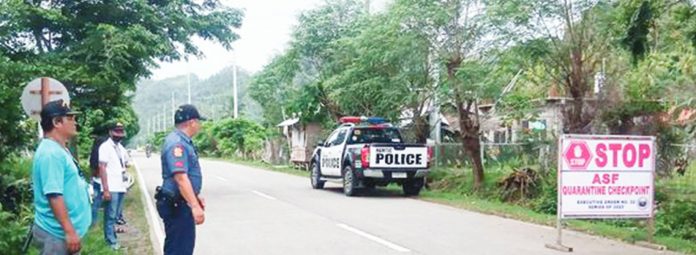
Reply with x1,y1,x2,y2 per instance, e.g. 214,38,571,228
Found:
310,162,325,189
402,177,424,196
342,166,358,196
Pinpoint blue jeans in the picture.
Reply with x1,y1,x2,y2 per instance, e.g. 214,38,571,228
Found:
157,200,196,255
91,181,102,226
117,193,126,223
104,192,125,246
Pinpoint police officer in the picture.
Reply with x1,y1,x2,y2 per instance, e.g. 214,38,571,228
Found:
156,104,207,255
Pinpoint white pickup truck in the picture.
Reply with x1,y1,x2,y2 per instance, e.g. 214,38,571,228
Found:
310,117,431,196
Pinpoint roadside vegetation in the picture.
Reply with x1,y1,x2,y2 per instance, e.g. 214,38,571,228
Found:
149,1,696,253
0,1,243,254
2,0,696,254
212,155,696,254
1,160,154,254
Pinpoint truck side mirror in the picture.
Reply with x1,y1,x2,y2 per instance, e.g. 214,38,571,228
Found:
317,140,325,147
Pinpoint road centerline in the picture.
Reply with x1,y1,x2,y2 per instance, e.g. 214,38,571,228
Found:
252,190,277,200
214,175,228,182
336,223,411,253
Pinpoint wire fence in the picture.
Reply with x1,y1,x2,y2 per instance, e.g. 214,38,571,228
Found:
657,144,696,201
433,142,556,173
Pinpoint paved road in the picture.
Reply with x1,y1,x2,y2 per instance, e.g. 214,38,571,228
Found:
133,152,676,255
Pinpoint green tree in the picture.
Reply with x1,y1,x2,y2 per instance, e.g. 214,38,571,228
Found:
250,0,367,126
494,39,555,123
326,4,437,142
249,51,303,126
0,2,243,253
487,0,616,134
597,1,696,137
0,59,35,162
401,0,498,190
0,0,243,158
149,131,167,149
622,0,653,64
195,118,268,160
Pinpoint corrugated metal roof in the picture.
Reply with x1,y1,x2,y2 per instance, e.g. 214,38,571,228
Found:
277,118,300,127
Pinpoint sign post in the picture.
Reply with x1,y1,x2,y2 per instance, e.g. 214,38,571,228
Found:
20,77,70,138
546,135,656,252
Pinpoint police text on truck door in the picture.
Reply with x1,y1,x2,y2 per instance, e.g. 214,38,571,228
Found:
320,128,348,176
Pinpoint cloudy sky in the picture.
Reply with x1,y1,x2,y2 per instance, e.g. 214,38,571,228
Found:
150,0,389,81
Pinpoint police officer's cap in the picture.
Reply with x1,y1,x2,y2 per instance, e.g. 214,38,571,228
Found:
40,99,81,120
174,104,207,124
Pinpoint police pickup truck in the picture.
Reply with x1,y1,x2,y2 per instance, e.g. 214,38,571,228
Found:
310,116,431,196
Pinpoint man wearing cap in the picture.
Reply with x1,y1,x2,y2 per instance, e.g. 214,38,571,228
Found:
31,99,91,254
156,104,207,254
96,122,130,250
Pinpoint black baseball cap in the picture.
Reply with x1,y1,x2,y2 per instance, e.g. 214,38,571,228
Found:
40,99,81,120
174,104,207,124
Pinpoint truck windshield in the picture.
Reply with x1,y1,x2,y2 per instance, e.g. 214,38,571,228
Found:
347,127,403,144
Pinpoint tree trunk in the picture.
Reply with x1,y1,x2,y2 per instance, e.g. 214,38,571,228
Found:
456,103,484,190
413,115,429,144
607,117,635,135
447,55,485,190
317,83,343,121
565,47,590,134
462,134,484,190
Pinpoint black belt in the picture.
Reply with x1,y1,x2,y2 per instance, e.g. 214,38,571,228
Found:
155,186,184,206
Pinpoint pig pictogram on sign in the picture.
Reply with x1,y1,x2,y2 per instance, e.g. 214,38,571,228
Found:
563,141,592,170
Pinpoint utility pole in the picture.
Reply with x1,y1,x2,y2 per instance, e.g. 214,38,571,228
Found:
187,73,192,104
147,118,151,137
428,52,441,167
162,104,167,130
365,0,370,14
213,105,219,120
171,92,176,126
233,60,239,119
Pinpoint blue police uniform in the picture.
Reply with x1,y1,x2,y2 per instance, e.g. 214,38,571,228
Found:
157,129,203,255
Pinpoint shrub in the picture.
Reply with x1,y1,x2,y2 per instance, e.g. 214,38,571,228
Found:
194,117,269,160
427,168,472,195
532,170,558,215
656,199,696,241
0,204,32,254
193,121,219,157
0,157,33,254
0,158,32,214
149,131,167,149
497,167,541,202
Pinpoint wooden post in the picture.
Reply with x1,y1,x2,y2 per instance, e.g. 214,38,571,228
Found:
40,77,50,107
636,198,665,250
647,216,655,243
36,77,51,139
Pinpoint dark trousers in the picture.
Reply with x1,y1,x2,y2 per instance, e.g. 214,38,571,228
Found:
156,200,195,255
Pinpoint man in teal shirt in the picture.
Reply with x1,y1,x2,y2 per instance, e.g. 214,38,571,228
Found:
32,99,91,254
